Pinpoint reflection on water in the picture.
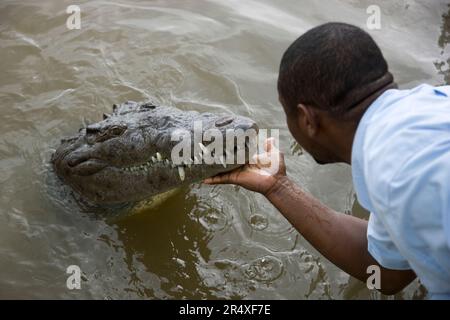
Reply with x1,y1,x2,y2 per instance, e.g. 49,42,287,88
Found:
0,0,447,299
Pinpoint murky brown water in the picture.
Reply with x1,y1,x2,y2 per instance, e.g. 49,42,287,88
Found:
0,0,448,299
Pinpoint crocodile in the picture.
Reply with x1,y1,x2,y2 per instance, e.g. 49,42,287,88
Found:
51,101,258,218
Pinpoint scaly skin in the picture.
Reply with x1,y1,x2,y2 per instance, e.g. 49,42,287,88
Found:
51,101,257,212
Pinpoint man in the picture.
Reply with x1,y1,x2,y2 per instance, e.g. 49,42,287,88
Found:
204,22,450,299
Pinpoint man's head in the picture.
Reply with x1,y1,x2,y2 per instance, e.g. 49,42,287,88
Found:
278,22,395,164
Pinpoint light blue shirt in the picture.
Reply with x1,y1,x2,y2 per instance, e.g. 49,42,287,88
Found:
352,84,450,299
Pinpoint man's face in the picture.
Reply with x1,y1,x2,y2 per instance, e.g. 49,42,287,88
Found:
280,96,340,165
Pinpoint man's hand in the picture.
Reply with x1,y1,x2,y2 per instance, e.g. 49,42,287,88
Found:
205,138,416,295
203,137,286,196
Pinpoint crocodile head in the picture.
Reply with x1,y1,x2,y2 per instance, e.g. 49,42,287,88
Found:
51,101,258,204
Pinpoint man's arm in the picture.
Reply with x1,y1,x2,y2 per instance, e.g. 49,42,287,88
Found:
205,138,416,295
265,175,415,295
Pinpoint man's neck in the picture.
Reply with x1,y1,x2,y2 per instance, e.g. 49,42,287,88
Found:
334,80,398,164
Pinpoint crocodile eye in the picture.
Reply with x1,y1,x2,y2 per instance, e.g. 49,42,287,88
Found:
108,126,126,136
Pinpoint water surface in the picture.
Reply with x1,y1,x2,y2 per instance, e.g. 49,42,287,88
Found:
0,0,448,299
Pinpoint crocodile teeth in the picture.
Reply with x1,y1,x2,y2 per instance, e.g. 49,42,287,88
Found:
195,153,203,163
165,159,170,165
151,156,156,163
225,148,233,159
198,143,208,154
178,166,185,182
219,155,226,168
156,152,162,161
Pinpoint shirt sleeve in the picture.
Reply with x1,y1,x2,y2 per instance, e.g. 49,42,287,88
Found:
367,212,411,270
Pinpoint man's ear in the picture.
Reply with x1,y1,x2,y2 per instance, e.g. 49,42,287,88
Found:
297,104,319,137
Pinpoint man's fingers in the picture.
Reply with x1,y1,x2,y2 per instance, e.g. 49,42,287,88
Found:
264,137,276,153
203,166,250,185
203,170,240,185
254,152,271,167
203,173,231,185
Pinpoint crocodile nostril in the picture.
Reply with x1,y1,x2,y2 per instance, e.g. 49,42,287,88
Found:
236,121,258,132
141,102,156,109
215,116,234,127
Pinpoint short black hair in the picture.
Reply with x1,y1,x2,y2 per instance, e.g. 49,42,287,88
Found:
278,22,390,116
